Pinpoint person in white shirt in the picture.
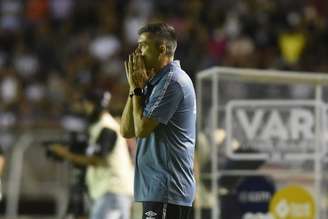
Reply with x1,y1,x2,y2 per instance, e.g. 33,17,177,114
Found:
50,90,134,219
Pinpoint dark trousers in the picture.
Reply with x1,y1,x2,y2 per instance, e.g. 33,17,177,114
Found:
142,202,192,219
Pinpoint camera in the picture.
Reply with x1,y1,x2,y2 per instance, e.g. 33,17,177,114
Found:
44,131,88,164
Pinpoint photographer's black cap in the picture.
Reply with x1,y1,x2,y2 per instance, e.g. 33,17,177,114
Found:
83,89,112,109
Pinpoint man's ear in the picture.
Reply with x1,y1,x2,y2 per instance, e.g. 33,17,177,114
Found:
159,44,167,56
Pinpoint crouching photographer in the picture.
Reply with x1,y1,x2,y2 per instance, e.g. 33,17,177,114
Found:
45,129,89,218
49,90,134,219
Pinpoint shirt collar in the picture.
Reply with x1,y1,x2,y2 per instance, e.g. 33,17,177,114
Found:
148,60,180,86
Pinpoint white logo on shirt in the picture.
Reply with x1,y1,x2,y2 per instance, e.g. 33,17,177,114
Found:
145,210,157,219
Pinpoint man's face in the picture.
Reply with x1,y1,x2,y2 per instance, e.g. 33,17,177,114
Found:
137,32,161,70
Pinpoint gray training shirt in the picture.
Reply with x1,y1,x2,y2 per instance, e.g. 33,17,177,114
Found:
134,60,196,207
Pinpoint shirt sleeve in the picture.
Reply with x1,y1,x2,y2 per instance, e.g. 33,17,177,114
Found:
144,80,183,125
95,128,117,156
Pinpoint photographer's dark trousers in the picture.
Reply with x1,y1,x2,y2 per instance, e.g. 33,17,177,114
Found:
142,202,192,219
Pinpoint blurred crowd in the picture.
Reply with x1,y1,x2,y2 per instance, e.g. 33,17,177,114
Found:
0,0,328,131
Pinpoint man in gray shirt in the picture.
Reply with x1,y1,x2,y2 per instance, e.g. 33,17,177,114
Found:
121,22,196,219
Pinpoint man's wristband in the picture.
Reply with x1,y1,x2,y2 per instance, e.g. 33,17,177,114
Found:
129,88,144,98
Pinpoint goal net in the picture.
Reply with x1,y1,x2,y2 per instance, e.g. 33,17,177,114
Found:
195,67,328,219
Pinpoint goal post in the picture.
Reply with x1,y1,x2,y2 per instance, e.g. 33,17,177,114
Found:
196,67,328,219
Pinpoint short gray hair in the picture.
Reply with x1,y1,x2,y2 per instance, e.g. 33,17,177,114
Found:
138,22,177,56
